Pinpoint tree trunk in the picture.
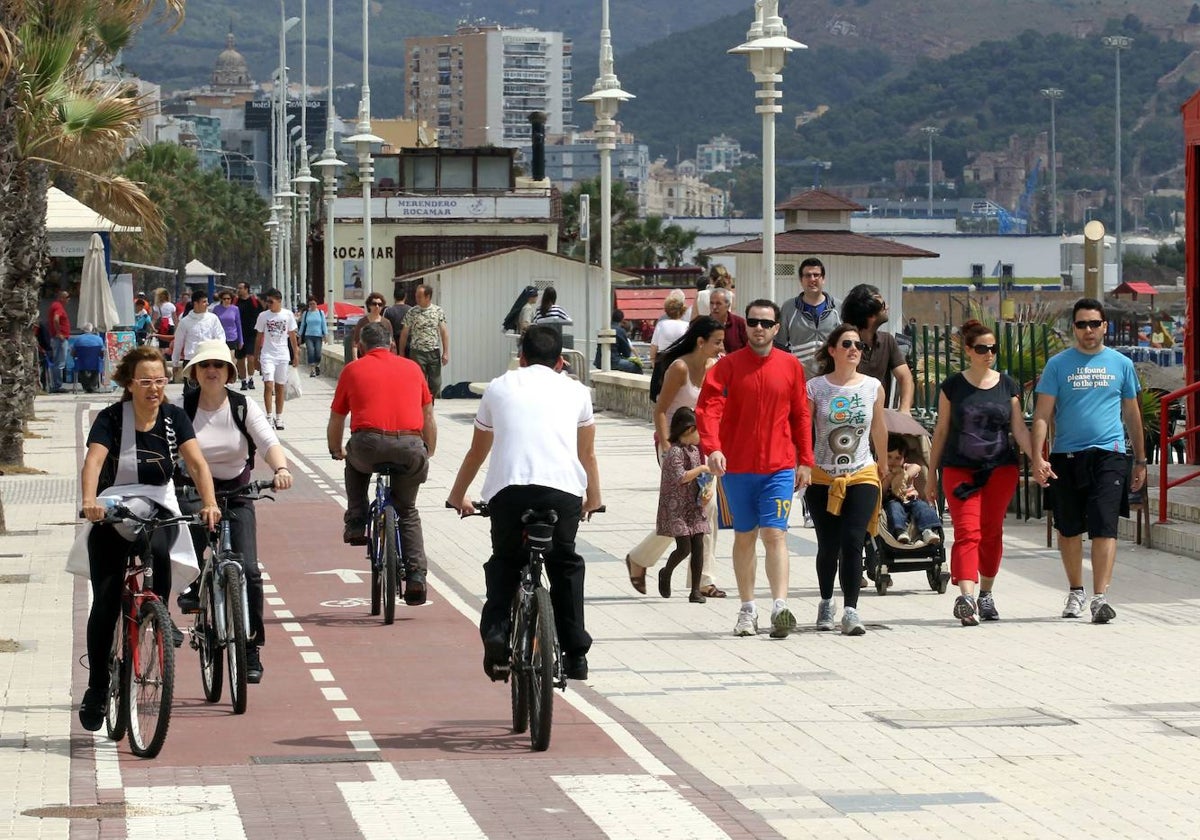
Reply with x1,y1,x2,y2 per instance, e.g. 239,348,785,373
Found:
0,161,50,466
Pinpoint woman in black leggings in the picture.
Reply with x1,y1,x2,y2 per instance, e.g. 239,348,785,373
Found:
803,324,888,636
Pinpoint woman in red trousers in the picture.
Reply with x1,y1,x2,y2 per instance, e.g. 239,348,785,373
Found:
929,320,1034,626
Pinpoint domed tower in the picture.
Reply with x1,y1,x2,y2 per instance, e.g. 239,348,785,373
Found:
212,28,252,90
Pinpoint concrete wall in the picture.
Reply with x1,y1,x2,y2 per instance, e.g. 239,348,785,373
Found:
591,371,651,421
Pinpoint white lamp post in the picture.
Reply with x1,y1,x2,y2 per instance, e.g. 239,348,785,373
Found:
343,0,383,300
276,7,300,299
292,0,319,304
579,0,633,372
729,0,805,303
1103,34,1132,285
921,126,938,218
1040,87,1063,234
310,0,345,340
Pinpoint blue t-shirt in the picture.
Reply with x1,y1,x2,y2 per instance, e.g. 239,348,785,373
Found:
1035,346,1139,453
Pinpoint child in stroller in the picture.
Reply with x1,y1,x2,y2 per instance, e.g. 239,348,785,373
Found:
882,434,942,545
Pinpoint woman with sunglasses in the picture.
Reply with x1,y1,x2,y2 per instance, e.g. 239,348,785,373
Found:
928,319,1033,625
71,346,220,731
212,290,244,358
173,339,293,682
350,292,392,361
805,324,888,636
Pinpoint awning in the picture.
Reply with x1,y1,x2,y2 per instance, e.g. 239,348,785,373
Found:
614,288,698,321
184,258,225,278
1112,281,1157,299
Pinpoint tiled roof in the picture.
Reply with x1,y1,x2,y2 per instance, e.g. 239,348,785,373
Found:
707,230,939,258
777,189,866,212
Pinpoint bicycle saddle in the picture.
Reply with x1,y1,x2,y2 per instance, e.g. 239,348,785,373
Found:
373,462,412,476
520,509,559,526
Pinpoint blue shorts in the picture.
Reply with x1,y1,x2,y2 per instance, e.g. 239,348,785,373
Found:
721,469,796,532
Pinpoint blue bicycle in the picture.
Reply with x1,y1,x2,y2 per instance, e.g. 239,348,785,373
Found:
366,465,406,624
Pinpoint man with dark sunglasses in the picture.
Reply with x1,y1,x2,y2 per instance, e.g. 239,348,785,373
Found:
696,300,814,640
1031,298,1145,625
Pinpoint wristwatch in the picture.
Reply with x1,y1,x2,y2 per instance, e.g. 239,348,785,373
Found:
1134,459,1147,466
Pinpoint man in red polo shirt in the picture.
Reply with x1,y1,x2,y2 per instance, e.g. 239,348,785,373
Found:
327,320,438,605
47,288,72,393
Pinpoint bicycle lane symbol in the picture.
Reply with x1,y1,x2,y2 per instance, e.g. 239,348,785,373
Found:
320,597,434,609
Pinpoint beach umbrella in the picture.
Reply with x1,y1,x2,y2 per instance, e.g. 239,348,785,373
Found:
77,233,119,331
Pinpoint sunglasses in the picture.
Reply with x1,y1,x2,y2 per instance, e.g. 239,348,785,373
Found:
972,343,999,355
367,300,384,307
840,339,868,351
745,317,777,329
196,360,227,369
132,377,169,388
1074,319,1104,330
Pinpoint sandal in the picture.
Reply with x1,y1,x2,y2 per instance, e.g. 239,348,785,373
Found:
698,584,726,599
625,555,647,595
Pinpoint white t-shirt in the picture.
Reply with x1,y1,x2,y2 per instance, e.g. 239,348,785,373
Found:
807,374,881,474
650,317,689,353
474,365,594,501
171,393,279,481
157,301,176,324
254,309,298,363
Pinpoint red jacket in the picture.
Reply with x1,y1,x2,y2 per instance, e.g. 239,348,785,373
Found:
696,347,814,474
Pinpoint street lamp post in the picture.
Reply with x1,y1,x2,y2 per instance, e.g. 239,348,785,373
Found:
1040,87,1063,234
580,0,634,372
921,126,938,218
310,0,345,342
1103,34,1132,285
292,0,319,303
730,0,806,303
344,0,383,301
276,7,300,300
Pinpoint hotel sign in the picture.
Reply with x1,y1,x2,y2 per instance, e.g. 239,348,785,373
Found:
332,195,550,220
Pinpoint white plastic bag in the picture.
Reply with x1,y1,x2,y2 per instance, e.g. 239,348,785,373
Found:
285,366,303,400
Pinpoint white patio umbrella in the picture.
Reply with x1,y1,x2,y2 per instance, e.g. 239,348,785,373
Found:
77,233,120,331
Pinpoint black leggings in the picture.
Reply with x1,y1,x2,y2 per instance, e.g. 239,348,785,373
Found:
86,523,173,693
805,483,878,609
664,534,704,593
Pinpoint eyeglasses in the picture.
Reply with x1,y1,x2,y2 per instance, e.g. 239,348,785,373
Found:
801,271,824,280
745,317,777,329
196,360,226,369
972,343,999,355
367,300,384,307
840,339,868,351
132,377,169,388
1074,319,1104,330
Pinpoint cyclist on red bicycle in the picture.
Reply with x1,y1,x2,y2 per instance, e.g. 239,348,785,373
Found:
328,320,437,605
446,325,603,681
69,346,220,731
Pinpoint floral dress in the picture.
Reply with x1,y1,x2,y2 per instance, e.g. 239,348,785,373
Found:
656,444,710,537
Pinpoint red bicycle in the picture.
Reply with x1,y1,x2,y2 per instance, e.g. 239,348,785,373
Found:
94,504,197,757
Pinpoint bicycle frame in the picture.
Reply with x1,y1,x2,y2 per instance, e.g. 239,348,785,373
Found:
510,519,563,690
200,519,251,647
118,547,162,686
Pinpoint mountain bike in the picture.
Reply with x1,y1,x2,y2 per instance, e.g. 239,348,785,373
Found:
184,480,274,714
367,465,408,624
89,504,198,758
451,501,603,752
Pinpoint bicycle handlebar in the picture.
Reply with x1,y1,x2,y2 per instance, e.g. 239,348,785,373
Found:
79,503,200,530
445,501,605,519
178,479,277,506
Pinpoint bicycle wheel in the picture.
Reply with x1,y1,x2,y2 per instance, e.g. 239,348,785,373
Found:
368,504,382,616
126,599,175,758
104,626,127,742
382,507,399,625
510,596,529,734
223,562,248,715
527,588,556,752
198,572,223,703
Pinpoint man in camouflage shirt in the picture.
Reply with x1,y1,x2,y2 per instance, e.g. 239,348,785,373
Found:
398,283,450,400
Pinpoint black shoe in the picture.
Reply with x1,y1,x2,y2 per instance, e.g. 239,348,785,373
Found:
563,653,589,681
343,527,368,546
247,379,255,390
170,621,184,648
79,687,105,731
177,587,200,614
240,379,249,391
482,633,509,681
403,570,427,606
246,645,263,684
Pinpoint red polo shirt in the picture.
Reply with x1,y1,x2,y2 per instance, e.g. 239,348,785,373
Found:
696,346,814,474
48,299,71,339
331,348,431,431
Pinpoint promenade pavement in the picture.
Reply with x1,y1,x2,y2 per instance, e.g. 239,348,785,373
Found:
2,375,1200,839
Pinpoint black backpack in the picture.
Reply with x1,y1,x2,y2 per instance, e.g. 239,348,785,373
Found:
182,387,257,471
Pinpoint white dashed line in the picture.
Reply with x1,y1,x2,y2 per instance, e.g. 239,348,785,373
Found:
281,622,303,633
291,635,313,647
274,609,294,619
322,687,347,701
333,707,361,722
301,651,324,664
347,731,378,752
310,669,334,682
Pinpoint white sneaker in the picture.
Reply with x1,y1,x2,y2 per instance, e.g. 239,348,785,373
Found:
897,532,912,544
274,417,285,430
769,606,796,639
733,607,758,637
1090,595,1116,624
815,598,836,631
841,607,866,636
921,528,941,545
1062,589,1087,618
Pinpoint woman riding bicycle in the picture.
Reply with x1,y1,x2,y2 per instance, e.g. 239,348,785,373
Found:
172,339,293,684
70,346,219,731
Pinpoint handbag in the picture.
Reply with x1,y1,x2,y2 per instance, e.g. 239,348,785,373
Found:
285,366,303,400
714,475,734,530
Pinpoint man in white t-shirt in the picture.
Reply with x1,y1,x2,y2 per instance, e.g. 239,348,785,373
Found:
171,290,226,379
447,325,603,682
253,287,300,430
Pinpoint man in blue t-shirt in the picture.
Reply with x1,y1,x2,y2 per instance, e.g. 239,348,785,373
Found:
1032,298,1146,625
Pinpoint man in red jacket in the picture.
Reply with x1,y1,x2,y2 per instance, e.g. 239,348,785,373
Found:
696,299,813,639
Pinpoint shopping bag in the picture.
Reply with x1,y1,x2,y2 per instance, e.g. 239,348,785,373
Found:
285,366,303,400
714,475,734,530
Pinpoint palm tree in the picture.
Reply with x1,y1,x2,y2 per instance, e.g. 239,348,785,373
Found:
0,0,183,470
560,177,639,262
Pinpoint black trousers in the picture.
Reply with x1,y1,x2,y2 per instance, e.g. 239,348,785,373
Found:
805,483,878,609
184,494,266,645
480,485,591,658
86,523,174,693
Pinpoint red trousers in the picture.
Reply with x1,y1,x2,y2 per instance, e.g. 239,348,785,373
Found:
943,465,1019,584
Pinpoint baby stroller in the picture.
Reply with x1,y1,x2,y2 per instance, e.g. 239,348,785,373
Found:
864,414,949,595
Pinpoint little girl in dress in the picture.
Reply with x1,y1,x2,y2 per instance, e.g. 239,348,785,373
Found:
655,407,713,603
